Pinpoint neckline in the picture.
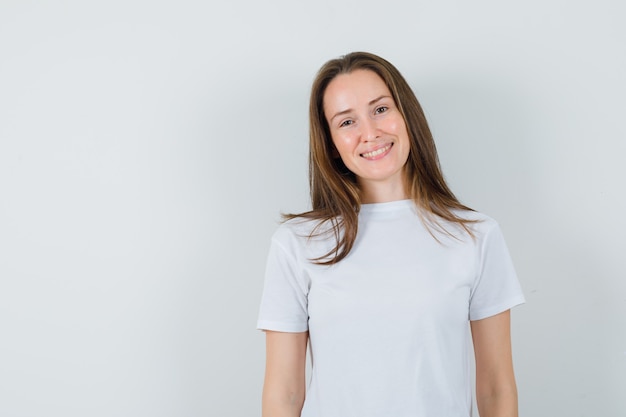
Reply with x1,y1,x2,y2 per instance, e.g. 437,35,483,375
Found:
359,199,414,214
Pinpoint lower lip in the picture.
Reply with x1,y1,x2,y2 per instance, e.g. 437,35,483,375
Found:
361,144,393,161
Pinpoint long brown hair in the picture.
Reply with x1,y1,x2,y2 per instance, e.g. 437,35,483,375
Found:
285,51,475,265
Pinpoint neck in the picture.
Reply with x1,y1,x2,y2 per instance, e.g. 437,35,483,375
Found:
359,180,408,204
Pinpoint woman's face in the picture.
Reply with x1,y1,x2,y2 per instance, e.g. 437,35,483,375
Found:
323,69,410,201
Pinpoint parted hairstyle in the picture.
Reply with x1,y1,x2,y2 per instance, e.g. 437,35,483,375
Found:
284,51,475,265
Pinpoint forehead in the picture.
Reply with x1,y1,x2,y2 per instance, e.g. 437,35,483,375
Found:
323,69,391,112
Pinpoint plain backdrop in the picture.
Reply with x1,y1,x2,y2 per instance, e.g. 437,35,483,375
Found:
1,0,625,416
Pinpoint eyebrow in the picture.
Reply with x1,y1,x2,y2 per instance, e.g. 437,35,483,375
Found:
329,95,391,123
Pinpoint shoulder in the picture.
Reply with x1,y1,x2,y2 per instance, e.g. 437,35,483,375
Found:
451,208,493,222
451,209,501,236
425,208,502,244
456,211,514,260
270,217,337,255
272,217,321,241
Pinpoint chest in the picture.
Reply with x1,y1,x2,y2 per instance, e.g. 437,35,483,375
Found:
306,221,477,332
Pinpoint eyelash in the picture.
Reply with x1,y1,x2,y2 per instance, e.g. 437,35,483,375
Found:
339,119,354,127
338,106,389,128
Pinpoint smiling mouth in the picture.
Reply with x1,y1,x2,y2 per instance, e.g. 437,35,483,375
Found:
361,143,392,159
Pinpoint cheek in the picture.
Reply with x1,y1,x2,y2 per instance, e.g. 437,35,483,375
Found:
387,117,406,135
331,134,357,155
389,119,410,149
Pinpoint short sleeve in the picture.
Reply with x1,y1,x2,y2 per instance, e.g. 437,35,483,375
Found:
257,232,310,332
469,221,525,321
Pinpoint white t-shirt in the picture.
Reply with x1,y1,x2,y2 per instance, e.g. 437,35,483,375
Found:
257,200,524,417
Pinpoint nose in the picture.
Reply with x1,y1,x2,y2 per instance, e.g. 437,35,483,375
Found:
360,117,379,142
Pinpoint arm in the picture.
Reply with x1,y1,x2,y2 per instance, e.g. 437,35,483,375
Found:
470,310,519,417
262,330,308,417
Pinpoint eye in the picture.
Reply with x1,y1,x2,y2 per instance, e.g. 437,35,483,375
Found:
375,106,388,114
339,119,354,127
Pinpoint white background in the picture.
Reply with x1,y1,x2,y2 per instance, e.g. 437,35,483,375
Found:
1,0,625,416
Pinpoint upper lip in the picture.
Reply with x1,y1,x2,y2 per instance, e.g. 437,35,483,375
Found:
360,142,392,156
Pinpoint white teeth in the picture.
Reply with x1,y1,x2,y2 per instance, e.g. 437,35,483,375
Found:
361,145,391,158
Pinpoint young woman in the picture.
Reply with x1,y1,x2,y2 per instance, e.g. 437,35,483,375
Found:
257,52,525,417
